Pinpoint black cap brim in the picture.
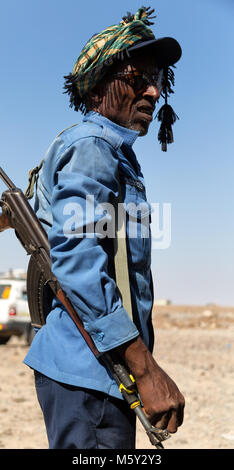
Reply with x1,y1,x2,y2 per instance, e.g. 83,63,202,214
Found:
127,37,182,67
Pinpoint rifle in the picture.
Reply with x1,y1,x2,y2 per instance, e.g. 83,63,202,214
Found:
0,166,170,449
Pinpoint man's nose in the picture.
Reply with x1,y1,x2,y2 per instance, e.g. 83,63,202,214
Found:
142,84,161,101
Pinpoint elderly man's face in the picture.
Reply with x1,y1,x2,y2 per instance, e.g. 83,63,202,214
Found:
92,55,163,136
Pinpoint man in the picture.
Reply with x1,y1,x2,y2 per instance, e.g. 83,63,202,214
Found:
24,7,185,449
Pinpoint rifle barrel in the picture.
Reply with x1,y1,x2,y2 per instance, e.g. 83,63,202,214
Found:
0,167,16,190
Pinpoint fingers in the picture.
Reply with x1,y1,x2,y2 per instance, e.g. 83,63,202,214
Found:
151,411,172,431
166,394,185,433
166,410,180,434
150,401,185,434
177,400,185,427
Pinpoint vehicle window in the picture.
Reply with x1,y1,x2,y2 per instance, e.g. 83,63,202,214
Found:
22,290,27,301
0,285,11,299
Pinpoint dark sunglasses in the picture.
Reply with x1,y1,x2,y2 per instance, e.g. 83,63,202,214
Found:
110,69,164,94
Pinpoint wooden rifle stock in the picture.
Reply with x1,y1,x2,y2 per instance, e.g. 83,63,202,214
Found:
0,213,12,232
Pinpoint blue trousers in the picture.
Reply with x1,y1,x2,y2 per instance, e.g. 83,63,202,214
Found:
34,371,136,449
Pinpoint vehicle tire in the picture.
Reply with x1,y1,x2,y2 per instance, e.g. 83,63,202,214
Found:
0,335,11,345
25,325,35,346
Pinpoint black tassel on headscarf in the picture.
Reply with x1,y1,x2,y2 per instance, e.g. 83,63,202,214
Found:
156,103,179,152
156,67,179,151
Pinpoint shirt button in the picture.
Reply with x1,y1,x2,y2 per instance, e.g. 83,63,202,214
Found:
96,332,104,341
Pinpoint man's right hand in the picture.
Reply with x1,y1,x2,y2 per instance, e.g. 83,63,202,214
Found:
116,336,185,433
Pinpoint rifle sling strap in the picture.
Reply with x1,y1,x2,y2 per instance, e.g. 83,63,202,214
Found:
113,179,133,321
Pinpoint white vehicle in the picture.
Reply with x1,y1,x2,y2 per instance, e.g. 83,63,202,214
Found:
0,279,34,345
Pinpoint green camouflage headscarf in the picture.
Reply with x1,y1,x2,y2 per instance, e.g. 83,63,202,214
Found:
64,7,156,110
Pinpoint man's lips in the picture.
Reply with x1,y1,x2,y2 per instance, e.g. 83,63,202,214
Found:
136,105,155,121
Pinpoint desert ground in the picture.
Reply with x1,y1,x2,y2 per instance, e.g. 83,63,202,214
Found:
0,303,233,450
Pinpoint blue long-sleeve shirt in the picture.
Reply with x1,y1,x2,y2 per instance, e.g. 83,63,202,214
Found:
24,111,154,399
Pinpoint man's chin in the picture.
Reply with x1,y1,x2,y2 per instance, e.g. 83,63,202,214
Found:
111,117,150,136
121,117,150,136
132,121,150,136
138,127,148,136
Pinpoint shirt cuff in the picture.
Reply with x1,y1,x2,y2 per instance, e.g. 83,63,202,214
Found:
84,308,139,353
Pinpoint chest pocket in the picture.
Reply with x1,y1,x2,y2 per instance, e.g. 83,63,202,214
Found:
120,178,152,271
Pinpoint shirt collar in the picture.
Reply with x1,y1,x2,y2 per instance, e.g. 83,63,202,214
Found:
83,111,139,148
